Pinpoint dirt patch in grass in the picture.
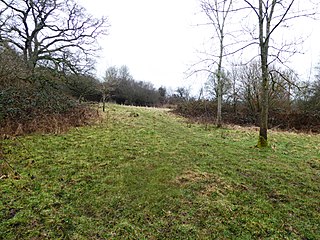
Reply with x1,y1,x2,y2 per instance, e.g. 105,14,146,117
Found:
175,170,233,196
175,170,212,185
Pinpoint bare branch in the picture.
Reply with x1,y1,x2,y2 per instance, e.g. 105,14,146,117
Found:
0,0,110,74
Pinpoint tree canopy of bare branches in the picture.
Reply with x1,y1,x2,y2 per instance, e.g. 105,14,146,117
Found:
0,0,109,76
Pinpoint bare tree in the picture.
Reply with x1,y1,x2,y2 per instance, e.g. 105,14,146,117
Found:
0,0,109,77
243,0,317,147
205,69,232,101
238,61,262,119
200,0,233,127
237,60,297,125
102,66,119,111
175,87,191,101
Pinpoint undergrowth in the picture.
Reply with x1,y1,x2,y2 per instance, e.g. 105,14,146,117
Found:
0,104,319,239
0,105,100,136
0,82,100,136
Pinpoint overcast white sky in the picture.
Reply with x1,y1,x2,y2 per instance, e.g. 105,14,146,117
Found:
79,0,320,93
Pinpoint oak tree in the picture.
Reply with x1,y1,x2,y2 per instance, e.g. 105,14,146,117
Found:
0,0,109,77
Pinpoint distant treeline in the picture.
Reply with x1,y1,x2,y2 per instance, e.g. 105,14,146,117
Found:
2,44,320,134
102,66,165,107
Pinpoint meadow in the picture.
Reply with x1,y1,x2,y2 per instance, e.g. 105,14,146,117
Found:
1,104,319,239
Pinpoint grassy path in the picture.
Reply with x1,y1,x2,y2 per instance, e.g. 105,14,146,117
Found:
1,104,319,239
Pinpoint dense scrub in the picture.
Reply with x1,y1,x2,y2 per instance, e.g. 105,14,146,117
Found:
174,100,320,133
0,81,99,136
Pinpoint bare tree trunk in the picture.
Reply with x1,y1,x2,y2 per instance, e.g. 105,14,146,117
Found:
258,53,269,147
102,92,106,112
216,40,223,128
257,0,273,147
216,80,222,127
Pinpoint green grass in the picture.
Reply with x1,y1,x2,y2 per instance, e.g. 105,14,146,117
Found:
1,104,319,239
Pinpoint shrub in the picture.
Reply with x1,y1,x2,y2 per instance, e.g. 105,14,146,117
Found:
0,82,75,121
0,81,99,136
